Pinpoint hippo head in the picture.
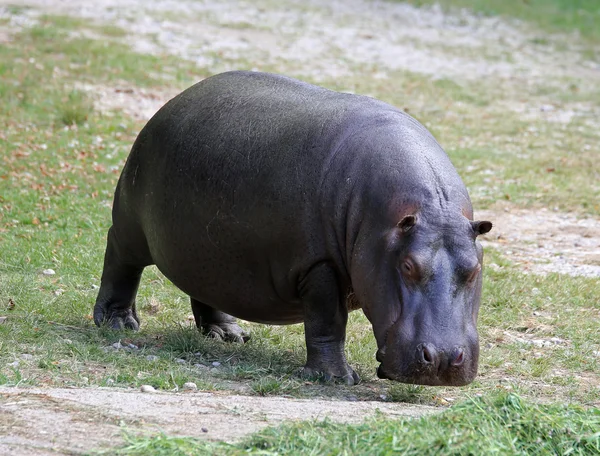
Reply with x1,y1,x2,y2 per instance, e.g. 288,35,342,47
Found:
351,209,492,386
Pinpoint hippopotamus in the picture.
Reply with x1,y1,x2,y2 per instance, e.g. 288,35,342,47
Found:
94,70,492,386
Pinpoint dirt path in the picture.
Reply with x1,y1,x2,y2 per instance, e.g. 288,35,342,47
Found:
0,386,437,455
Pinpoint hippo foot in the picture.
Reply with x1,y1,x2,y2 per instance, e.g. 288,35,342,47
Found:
300,364,360,386
202,322,250,343
94,303,140,331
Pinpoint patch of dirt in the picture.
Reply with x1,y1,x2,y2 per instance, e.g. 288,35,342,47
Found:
0,386,437,455
73,82,181,122
2,0,599,88
479,206,600,277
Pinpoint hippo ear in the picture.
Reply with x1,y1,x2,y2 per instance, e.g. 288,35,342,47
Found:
471,220,492,236
398,215,416,233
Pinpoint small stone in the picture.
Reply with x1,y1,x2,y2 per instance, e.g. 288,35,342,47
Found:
91,284,100,290
379,394,387,401
106,379,115,385
183,382,198,391
53,289,64,296
146,355,159,362
63,339,72,344
211,361,221,367
175,358,186,364
128,343,139,349
0,316,7,324
193,363,208,369
20,354,33,360
140,385,156,393
112,342,123,349
42,269,56,276
201,427,208,433
7,361,20,367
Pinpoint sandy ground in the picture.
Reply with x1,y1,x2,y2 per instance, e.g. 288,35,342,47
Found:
0,386,437,454
0,0,599,454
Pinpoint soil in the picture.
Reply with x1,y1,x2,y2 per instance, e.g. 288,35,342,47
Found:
0,386,437,454
0,0,598,454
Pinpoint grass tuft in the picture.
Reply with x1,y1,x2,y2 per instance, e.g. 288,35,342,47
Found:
59,90,94,126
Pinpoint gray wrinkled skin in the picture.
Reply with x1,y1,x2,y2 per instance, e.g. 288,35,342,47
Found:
94,71,492,386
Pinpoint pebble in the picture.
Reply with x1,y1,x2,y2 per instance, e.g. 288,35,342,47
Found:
42,269,56,276
63,339,73,344
201,427,208,433
81,376,89,383
211,361,221,367
128,343,139,349
140,384,156,393
146,355,159,362
7,361,20,367
106,379,115,385
193,363,208,370
0,317,7,324
112,342,123,349
20,354,34,360
183,382,198,391
175,358,186,364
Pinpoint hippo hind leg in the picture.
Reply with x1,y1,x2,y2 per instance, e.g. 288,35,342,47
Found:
94,226,149,330
191,298,250,343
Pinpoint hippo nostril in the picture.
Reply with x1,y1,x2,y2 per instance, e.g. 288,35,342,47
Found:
450,347,465,367
419,344,437,365
423,347,433,364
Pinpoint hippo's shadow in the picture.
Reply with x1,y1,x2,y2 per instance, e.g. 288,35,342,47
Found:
103,323,392,400
160,323,306,379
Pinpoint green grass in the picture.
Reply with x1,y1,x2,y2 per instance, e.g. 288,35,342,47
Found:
109,393,600,455
400,0,600,42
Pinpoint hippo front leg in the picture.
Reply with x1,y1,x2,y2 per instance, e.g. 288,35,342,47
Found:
299,263,360,385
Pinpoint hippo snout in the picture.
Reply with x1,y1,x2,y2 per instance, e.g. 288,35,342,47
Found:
377,341,479,386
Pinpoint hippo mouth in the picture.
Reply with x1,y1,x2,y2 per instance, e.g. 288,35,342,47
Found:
376,363,475,386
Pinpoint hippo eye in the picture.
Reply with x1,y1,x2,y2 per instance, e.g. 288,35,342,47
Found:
400,259,419,281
